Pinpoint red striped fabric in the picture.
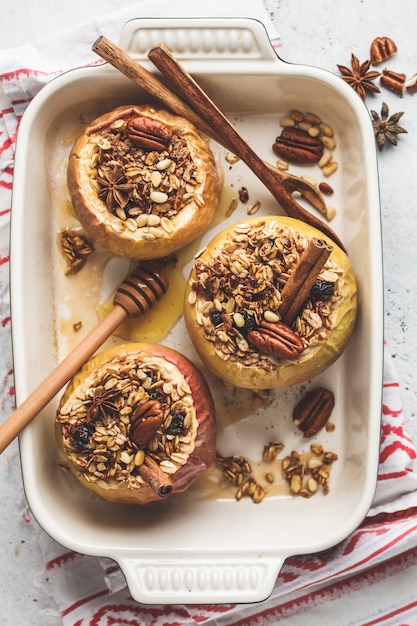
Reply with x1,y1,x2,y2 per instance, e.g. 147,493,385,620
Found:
1,57,417,625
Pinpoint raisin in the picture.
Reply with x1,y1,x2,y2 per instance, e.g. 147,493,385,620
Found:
310,280,334,301
167,412,186,435
148,389,166,404
238,187,249,203
237,310,257,337
71,422,95,451
210,310,224,327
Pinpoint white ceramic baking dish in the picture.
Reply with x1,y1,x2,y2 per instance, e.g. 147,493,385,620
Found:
10,18,383,604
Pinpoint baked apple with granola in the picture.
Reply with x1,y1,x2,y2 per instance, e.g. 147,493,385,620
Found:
184,216,357,390
55,343,216,504
67,104,219,259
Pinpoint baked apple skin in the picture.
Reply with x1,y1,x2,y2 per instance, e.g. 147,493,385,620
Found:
184,216,358,390
67,104,219,260
55,343,216,505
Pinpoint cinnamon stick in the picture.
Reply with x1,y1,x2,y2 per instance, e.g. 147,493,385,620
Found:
279,238,333,326
138,455,173,498
91,37,346,252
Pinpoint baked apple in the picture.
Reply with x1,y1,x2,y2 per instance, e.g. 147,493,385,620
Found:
55,343,216,504
67,104,219,259
184,216,357,390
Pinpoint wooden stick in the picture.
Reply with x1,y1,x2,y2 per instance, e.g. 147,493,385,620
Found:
138,456,173,497
92,36,216,140
0,306,127,455
279,238,333,326
91,36,345,251
0,263,168,454
147,43,346,251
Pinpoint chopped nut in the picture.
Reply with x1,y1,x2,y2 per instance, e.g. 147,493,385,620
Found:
307,126,321,138
326,206,337,221
310,443,324,456
370,36,397,65
307,477,318,493
59,229,94,275
318,181,334,195
226,197,239,217
321,136,337,150
318,151,333,168
405,73,417,94
225,152,240,164
290,474,302,494
262,440,285,462
323,451,339,464
380,68,406,96
322,162,338,177
247,200,261,215
289,109,305,122
280,116,296,127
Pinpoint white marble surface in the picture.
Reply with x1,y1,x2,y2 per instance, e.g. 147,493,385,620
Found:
1,0,417,623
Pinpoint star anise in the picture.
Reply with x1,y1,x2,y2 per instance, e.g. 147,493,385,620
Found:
96,165,133,212
337,54,381,101
370,102,407,151
86,388,122,423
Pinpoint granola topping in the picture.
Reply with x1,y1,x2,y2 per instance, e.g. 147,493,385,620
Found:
188,221,344,371
57,352,198,490
59,228,94,275
216,440,338,502
88,115,205,230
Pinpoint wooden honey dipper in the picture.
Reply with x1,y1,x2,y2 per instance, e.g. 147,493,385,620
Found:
0,261,168,453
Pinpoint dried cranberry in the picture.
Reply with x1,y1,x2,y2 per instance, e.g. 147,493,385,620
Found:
310,280,334,301
71,422,95,451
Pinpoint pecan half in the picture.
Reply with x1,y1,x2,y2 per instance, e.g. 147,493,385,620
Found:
293,387,335,437
130,400,164,447
380,68,406,96
272,127,324,164
126,116,172,151
370,36,397,65
247,321,304,360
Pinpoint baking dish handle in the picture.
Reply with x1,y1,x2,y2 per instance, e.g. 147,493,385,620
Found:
117,553,284,604
117,17,280,65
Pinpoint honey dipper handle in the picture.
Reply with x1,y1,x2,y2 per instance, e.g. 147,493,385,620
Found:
0,305,127,454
